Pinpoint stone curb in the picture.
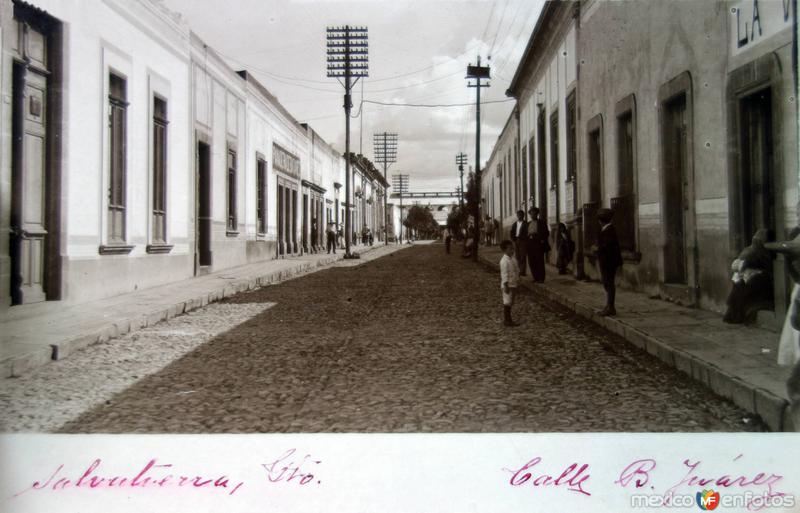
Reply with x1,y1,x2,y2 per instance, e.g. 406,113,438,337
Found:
477,253,791,432
1,251,354,378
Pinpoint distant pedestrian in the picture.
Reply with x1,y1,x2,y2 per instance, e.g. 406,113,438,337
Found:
310,218,318,253
326,222,337,254
509,210,528,277
526,207,550,283
555,222,575,275
593,208,623,316
444,228,452,254
500,240,520,327
485,215,494,246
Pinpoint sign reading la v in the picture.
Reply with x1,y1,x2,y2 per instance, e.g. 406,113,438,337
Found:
730,0,793,56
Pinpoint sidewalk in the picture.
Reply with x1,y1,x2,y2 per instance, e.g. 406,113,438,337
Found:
1,243,401,378
477,245,794,432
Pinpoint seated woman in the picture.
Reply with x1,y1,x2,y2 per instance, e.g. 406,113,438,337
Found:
723,229,773,324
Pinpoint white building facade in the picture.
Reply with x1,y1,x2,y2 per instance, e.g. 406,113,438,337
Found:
0,0,353,313
1,0,193,308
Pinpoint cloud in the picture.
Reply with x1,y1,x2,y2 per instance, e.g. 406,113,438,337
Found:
165,0,542,190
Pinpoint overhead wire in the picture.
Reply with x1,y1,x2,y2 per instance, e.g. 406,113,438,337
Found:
363,99,513,108
488,0,512,58
494,0,542,80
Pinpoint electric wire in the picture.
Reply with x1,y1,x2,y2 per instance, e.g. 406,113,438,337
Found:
488,0,512,58
363,99,513,108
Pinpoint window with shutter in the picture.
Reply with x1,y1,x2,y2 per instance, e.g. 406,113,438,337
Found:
227,146,237,233
108,73,127,244
152,96,168,245
256,157,267,234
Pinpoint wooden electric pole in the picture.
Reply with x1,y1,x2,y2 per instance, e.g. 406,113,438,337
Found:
327,25,368,258
374,132,398,246
466,56,490,261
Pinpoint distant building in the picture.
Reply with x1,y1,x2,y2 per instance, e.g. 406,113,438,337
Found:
482,107,520,239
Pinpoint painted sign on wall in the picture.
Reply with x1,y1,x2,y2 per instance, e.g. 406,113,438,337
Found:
273,143,301,179
730,0,793,56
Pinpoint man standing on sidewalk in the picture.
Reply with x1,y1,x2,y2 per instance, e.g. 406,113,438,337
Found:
526,206,549,283
594,208,623,316
326,222,337,254
510,210,528,277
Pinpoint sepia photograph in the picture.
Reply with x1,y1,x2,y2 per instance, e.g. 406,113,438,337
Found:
0,0,798,511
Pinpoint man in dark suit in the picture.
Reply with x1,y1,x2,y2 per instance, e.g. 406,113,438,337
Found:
526,206,550,283
594,208,623,316
509,210,528,276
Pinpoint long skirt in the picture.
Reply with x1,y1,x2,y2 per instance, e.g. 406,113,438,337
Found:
527,242,545,282
779,284,800,366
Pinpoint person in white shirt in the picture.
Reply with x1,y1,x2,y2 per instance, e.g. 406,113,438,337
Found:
500,239,520,327
509,210,529,276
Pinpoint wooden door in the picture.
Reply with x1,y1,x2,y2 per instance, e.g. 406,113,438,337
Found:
663,95,688,285
10,22,49,304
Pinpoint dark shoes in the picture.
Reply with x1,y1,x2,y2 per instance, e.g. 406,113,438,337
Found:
597,306,617,317
503,306,519,327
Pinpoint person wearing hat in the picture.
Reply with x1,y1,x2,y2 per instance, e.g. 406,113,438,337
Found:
326,222,337,254
509,210,529,277
526,206,550,283
594,208,623,316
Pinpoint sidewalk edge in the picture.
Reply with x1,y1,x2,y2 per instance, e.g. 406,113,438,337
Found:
477,253,792,432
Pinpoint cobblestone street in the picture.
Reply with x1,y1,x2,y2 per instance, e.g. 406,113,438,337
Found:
50,244,755,433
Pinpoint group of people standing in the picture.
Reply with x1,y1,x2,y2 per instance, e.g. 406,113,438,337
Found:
500,207,623,326
509,207,551,283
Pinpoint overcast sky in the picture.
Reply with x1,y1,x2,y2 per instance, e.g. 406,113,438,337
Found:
163,0,544,193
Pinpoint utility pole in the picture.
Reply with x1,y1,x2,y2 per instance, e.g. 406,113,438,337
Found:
455,152,467,208
327,25,368,259
392,174,409,244
466,56,490,261
373,132,398,246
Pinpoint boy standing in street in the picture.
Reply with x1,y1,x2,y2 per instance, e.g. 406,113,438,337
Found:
500,240,520,327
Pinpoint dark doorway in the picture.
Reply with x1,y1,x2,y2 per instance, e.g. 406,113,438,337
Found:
196,141,212,270
662,94,689,285
739,87,775,307
277,184,285,256
739,88,775,245
291,189,298,253
302,192,309,253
